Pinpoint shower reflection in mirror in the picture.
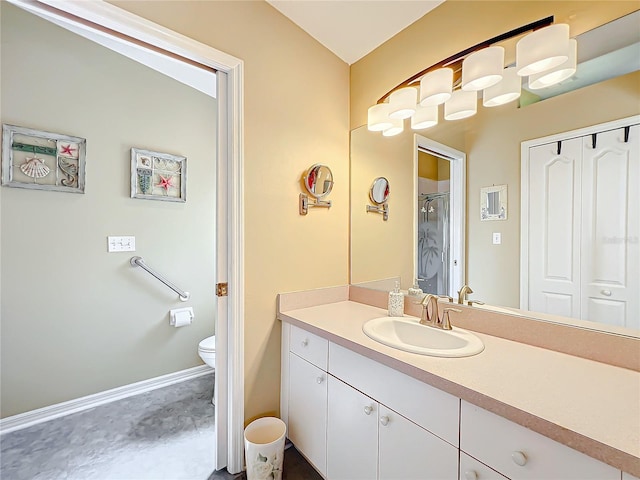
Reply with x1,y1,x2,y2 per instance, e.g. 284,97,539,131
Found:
366,176,389,220
417,150,451,295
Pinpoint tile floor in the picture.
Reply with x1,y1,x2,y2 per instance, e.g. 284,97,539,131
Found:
0,374,320,480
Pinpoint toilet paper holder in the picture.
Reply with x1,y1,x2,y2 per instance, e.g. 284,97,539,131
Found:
170,307,194,327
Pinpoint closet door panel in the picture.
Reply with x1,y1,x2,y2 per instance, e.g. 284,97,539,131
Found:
528,138,582,318
581,125,639,329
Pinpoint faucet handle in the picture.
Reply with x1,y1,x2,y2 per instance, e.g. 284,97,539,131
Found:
467,300,485,307
437,295,454,303
441,308,461,330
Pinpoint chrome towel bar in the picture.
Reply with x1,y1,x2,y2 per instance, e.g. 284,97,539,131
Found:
130,256,190,302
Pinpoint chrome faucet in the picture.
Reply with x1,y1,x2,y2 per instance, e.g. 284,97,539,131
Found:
457,284,473,304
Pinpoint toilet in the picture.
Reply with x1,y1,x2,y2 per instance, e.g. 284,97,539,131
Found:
198,335,216,404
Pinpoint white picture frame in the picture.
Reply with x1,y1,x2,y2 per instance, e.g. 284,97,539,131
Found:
480,184,507,221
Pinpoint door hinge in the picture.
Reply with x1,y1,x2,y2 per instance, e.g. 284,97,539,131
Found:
216,282,228,297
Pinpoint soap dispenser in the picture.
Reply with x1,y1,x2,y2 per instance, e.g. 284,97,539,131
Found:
388,281,404,317
408,278,423,297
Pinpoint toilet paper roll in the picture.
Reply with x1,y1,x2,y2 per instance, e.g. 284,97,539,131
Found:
170,307,193,327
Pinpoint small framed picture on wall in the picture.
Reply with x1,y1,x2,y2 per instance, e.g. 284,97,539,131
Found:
480,184,507,221
130,148,186,202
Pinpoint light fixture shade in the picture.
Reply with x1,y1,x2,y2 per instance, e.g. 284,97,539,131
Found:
483,67,521,107
419,68,453,106
516,24,570,76
528,38,577,89
389,87,418,119
444,90,477,120
411,104,438,130
367,103,393,132
462,46,505,91
382,116,404,136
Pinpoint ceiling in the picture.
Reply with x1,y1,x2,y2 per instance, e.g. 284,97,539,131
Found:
266,0,445,65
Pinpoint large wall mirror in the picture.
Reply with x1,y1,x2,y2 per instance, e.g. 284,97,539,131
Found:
350,9,640,338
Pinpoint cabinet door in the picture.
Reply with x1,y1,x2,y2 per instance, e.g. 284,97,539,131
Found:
327,376,377,480
288,353,327,476
378,405,458,480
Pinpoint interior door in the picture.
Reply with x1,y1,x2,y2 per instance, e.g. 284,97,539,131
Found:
580,125,639,328
528,138,583,318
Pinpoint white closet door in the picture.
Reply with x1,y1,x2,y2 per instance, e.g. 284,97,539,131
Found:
581,125,639,329
528,138,583,318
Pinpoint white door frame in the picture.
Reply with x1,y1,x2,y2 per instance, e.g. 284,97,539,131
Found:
414,135,466,297
520,114,639,312
7,0,245,473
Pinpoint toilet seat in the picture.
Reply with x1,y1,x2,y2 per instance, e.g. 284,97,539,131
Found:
198,335,216,353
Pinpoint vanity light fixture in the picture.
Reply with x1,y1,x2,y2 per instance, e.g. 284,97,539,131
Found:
367,103,393,132
516,23,570,76
382,116,404,137
388,87,418,119
419,68,453,106
411,104,439,130
483,66,522,107
367,16,577,137
528,38,577,89
461,46,505,91
444,90,477,120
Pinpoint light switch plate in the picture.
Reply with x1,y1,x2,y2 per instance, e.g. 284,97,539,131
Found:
492,232,502,245
108,236,136,252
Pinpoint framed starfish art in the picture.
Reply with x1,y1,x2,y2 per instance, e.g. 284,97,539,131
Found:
130,147,186,203
1,124,86,193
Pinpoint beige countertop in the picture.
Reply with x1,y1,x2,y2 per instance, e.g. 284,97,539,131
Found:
278,299,640,476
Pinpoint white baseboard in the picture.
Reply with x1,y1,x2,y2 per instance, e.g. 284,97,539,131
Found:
0,365,213,435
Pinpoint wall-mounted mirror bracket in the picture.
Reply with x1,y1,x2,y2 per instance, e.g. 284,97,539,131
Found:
299,193,332,215
366,203,388,221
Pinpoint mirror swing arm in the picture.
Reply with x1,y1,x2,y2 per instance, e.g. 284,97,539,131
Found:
366,203,388,221
299,193,331,215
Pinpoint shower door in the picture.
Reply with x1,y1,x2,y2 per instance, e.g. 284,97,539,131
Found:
418,193,450,295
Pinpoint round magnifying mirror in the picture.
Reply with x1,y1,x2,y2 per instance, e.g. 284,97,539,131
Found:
369,177,390,205
303,164,334,199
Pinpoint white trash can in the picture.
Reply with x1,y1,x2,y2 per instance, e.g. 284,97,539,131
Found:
244,417,286,480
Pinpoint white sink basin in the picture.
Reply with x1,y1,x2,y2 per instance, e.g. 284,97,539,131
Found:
363,316,484,358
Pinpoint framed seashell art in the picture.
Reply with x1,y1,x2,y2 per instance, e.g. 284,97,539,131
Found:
1,124,86,193
130,148,186,202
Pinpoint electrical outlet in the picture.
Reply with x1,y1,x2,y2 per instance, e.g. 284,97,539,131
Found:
108,236,136,252
492,232,502,245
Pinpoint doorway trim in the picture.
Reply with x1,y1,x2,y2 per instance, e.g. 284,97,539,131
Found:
414,135,466,297
7,0,245,473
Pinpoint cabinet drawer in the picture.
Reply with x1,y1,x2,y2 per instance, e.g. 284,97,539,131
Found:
460,452,509,480
329,342,459,446
290,325,328,370
460,401,619,480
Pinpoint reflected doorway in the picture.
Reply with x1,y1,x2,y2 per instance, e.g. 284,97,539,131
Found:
414,136,465,298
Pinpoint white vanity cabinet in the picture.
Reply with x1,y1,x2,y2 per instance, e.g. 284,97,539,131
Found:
460,401,620,480
327,375,458,480
285,326,328,477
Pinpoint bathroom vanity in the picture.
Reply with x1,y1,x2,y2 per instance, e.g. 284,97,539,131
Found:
277,286,640,480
